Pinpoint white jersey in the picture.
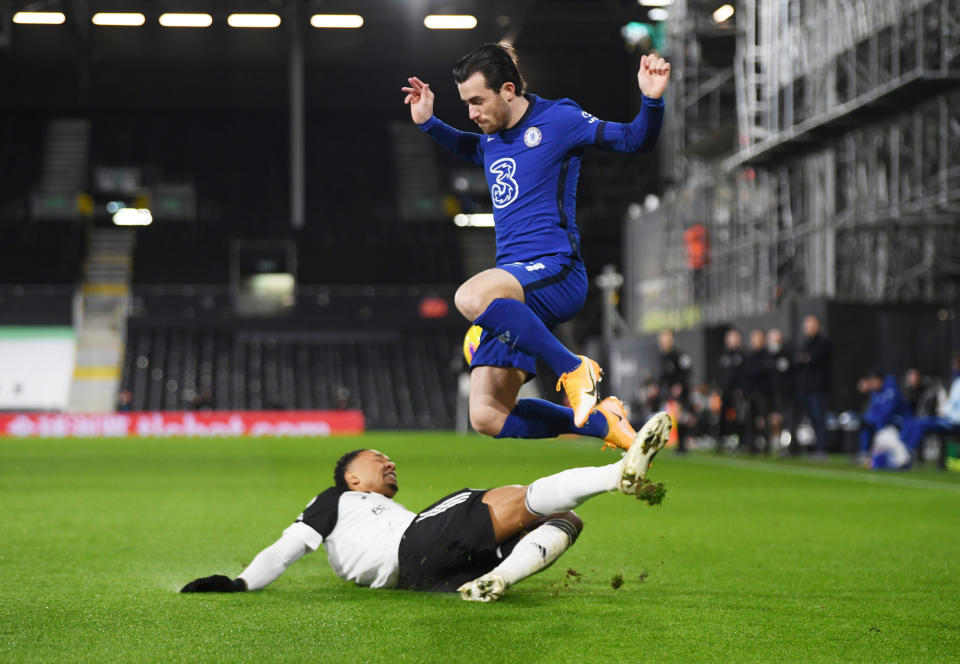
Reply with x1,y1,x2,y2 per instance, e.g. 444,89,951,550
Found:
283,488,415,589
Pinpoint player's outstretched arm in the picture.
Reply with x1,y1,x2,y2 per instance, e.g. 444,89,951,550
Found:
402,75,483,165
181,531,310,593
637,53,671,99
181,574,246,593
402,76,435,125
589,54,670,153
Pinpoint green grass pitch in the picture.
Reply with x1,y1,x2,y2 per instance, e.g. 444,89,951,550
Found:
2,433,959,663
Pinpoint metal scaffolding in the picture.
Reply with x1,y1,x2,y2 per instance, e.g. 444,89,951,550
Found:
626,0,960,332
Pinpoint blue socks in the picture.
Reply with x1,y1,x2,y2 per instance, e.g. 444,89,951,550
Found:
496,398,607,440
473,298,581,376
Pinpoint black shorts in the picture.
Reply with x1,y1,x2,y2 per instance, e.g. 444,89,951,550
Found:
396,488,518,593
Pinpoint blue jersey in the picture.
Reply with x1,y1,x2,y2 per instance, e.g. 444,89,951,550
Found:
418,93,664,265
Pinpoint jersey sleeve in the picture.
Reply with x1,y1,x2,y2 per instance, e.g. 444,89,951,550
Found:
417,116,484,165
238,531,311,590
550,98,608,148
289,486,344,550
596,95,664,153
553,95,665,153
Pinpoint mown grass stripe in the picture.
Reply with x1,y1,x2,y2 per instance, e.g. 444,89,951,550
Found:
684,453,960,494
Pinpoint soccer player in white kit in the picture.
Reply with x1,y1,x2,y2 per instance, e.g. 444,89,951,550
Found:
181,413,671,602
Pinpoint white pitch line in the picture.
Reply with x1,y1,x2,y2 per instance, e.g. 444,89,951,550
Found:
683,454,960,494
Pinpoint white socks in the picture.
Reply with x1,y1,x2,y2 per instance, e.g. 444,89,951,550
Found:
490,520,579,587
482,462,625,591
524,462,623,515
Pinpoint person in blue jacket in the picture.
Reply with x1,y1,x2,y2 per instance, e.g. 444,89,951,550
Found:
401,43,670,450
858,370,913,458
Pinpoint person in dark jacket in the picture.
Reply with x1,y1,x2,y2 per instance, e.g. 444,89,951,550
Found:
766,327,796,455
657,329,691,403
742,329,774,453
794,315,831,458
717,328,745,450
657,329,692,452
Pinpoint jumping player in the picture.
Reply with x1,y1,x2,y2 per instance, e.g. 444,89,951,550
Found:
402,44,670,451
180,412,672,602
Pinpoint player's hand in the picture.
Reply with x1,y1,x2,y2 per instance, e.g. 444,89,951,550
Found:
402,76,435,124
637,54,671,99
180,574,246,593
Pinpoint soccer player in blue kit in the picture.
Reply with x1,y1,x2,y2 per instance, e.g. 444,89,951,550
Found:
402,43,671,452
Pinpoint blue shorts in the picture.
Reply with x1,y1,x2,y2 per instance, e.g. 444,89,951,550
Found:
470,255,588,378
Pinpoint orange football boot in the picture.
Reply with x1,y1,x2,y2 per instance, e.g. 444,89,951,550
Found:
596,396,636,451
555,355,603,427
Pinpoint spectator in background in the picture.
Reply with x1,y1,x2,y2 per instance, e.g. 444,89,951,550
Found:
857,369,913,464
742,329,774,454
657,329,691,403
116,389,133,412
897,354,960,457
901,367,944,417
687,381,722,444
717,328,745,451
795,315,831,459
635,378,663,425
191,389,214,412
657,329,692,453
766,327,796,455
902,368,923,414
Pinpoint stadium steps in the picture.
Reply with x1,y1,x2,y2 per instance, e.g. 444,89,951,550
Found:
30,119,90,220
38,119,90,193
391,122,442,221
67,229,135,413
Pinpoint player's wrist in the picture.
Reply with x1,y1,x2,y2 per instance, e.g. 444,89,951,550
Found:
416,115,438,130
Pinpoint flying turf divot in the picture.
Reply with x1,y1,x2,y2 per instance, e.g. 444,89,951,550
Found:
635,477,667,506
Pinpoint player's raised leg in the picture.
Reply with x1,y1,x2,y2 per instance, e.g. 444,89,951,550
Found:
457,268,602,426
469,366,636,451
619,412,672,494
458,422,671,602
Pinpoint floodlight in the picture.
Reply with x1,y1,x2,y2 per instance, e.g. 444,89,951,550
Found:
12,12,66,25
424,15,477,30
639,0,674,6
113,208,153,226
227,14,281,28
92,13,145,26
159,13,213,28
454,214,494,227
713,4,735,23
311,14,363,29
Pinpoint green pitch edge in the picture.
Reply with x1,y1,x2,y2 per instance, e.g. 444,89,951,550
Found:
0,326,74,339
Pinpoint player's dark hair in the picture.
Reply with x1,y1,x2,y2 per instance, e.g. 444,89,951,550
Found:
334,449,367,491
453,42,526,95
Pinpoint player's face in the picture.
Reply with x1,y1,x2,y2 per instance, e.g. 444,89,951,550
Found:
457,72,512,134
346,450,399,497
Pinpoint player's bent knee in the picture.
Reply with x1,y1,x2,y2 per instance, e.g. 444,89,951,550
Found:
470,409,506,437
454,285,485,321
558,511,584,535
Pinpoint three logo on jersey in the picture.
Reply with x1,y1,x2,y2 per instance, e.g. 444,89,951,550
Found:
489,158,519,209
487,126,544,209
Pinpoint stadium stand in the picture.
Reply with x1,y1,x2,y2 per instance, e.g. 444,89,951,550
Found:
0,220,86,286
120,325,460,429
